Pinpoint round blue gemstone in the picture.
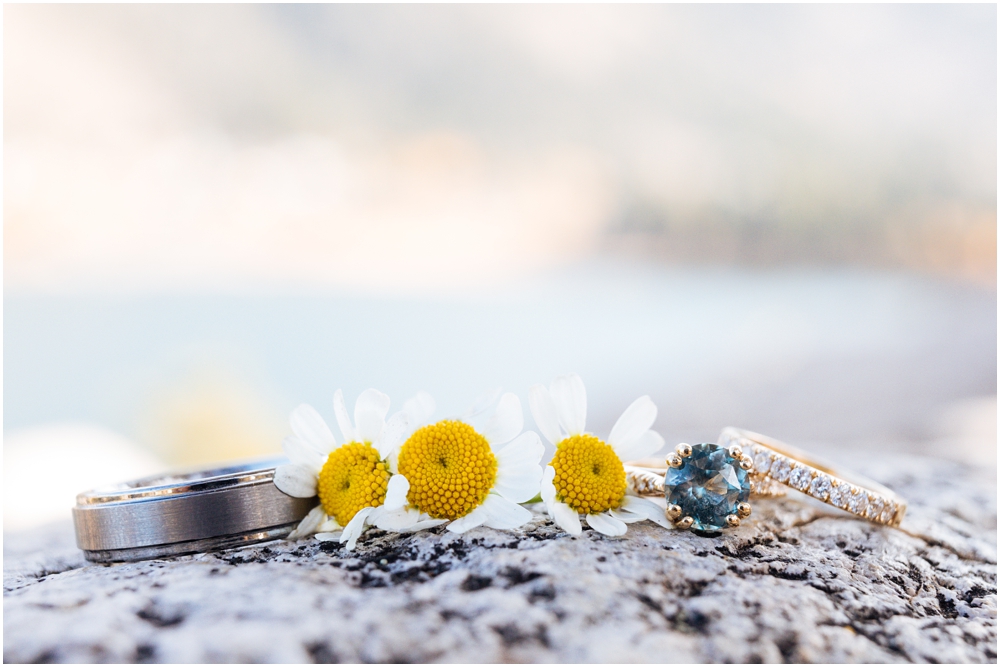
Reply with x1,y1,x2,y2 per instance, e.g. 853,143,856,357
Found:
664,443,750,532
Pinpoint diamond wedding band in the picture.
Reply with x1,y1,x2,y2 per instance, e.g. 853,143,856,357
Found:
719,427,907,527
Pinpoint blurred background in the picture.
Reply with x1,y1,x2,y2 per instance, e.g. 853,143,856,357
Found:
4,4,996,530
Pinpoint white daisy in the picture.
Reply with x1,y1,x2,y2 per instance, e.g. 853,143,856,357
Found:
529,373,671,537
374,391,544,535
273,388,414,550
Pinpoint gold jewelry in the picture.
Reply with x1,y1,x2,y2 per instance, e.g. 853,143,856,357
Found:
625,428,907,531
624,440,767,532
718,427,906,527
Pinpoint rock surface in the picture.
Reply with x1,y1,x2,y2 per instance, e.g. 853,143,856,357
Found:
4,453,996,663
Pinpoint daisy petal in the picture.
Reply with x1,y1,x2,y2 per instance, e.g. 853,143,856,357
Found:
375,411,410,459
608,395,658,451
333,389,355,443
496,430,546,468
355,388,391,444
620,495,672,528
403,518,448,532
550,374,587,436
290,404,337,454
315,532,342,542
481,494,533,530
372,507,412,532
287,504,326,539
281,435,324,472
494,431,544,502
373,507,417,531
375,507,444,532
482,392,524,446
383,474,410,511
540,465,557,505
612,429,665,463
492,470,544,504
528,384,563,446
273,463,318,498
386,448,400,475
550,500,583,535
609,509,646,523
341,507,374,550
447,505,489,533
402,391,436,431
586,512,628,536
464,387,503,420
318,517,341,532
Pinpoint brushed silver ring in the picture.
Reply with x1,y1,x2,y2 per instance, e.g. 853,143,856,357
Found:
72,457,313,563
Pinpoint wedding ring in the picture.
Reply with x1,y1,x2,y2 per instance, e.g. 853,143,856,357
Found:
73,457,313,563
718,427,907,527
625,428,907,532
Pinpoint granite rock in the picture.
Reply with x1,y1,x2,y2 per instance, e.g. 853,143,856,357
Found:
4,453,996,663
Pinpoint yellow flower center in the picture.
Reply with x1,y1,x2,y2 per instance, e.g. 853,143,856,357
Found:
551,434,626,514
317,442,390,526
397,420,497,520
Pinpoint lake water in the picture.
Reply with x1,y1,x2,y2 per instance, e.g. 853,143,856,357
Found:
4,261,995,455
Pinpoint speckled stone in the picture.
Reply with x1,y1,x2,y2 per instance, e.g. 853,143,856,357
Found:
3,453,996,663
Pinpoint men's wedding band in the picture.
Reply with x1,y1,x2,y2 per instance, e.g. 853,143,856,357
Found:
73,457,313,563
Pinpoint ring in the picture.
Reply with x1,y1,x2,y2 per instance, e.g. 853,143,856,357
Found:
625,428,907,533
719,427,907,527
72,457,313,563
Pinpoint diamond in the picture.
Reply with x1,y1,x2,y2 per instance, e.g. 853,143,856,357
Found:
848,488,868,516
753,449,772,475
771,457,791,483
866,496,884,520
663,443,751,532
879,501,895,524
808,474,831,500
789,466,812,491
829,481,850,508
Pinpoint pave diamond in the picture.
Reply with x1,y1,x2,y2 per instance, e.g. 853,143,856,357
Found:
663,443,751,532
753,449,772,475
808,474,831,500
789,466,812,491
866,496,884,520
771,457,791,483
879,501,896,524
848,488,869,516
829,482,850,508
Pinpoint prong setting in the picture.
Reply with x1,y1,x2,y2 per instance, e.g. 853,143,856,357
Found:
662,443,753,533
737,502,752,518
728,444,743,459
739,455,754,471
725,514,741,528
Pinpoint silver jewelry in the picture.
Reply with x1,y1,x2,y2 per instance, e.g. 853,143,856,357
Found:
73,458,313,563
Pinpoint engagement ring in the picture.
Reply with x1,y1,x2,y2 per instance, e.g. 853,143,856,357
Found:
625,428,906,533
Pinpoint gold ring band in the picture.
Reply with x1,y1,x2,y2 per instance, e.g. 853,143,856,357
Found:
717,427,906,527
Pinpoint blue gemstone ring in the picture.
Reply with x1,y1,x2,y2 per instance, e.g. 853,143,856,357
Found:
624,428,907,533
